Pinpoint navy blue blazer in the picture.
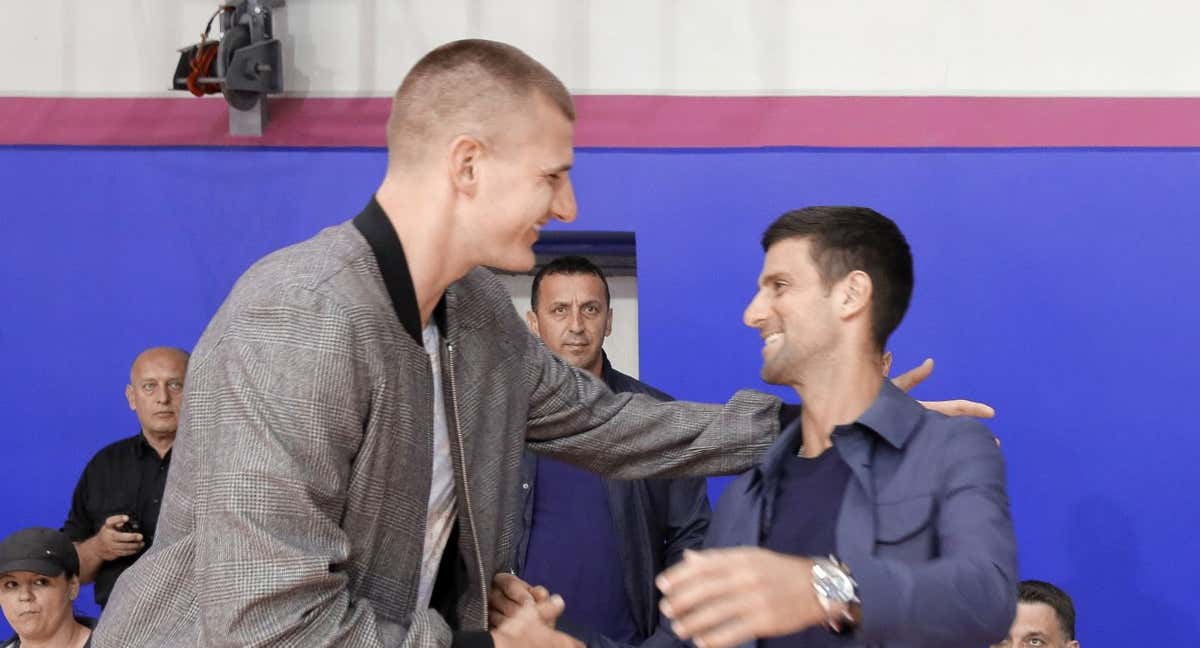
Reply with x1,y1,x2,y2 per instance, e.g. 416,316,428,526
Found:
689,380,1017,648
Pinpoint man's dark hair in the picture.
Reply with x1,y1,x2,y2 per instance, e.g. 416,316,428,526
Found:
761,206,913,350
1019,579,1076,641
530,255,611,312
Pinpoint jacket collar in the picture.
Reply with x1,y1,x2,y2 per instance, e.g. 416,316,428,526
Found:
855,379,924,450
749,379,923,492
353,196,448,346
600,352,617,389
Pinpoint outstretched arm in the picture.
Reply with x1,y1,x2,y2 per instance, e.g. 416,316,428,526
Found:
521,331,781,480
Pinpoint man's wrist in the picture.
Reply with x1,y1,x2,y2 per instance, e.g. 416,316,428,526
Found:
822,599,862,634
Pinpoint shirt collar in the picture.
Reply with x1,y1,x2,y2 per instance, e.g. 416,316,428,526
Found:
134,433,172,461
134,433,154,459
854,379,924,449
757,417,805,485
754,379,923,487
600,352,615,385
352,196,431,346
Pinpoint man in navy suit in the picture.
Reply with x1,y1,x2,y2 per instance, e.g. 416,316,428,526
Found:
656,206,1017,648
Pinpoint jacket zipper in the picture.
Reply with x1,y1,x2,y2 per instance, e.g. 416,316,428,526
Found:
445,340,489,630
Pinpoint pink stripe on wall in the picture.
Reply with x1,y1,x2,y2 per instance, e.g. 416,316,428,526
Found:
3,95,1200,148
0,97,392,148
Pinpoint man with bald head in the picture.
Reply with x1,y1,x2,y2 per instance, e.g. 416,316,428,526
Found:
61,346,188,609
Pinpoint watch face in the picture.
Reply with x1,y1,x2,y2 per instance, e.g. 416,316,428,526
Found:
813,561,857,602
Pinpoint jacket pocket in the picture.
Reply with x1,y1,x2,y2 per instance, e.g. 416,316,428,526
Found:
875,494,935,545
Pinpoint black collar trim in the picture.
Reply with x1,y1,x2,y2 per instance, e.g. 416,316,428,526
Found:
352,196,424,346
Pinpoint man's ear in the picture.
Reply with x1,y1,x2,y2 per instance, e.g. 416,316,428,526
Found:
125,384,136,411
525,311,540,337
838,270,873,320
448,134,484,196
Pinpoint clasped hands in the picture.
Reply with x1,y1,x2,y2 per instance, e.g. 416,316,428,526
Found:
488,572,583,648
488,554,827,648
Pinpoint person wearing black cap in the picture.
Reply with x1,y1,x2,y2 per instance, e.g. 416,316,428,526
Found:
0,527,94,648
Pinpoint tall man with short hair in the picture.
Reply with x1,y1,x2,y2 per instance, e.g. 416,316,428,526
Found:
94,42,988,648
992,580,1080,648
62,346,189,608
92,39,789,648
494,256,710,647
657,206,1017,647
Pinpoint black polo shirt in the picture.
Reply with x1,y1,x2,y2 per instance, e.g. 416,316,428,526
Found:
62,433,171,607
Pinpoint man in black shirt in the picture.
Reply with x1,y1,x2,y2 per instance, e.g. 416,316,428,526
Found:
61,347,189,608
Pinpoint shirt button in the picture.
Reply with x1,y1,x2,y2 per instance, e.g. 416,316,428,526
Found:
152,499,160,504
521,483,530,490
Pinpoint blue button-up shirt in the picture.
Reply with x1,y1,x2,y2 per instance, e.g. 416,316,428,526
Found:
696,380,1017,648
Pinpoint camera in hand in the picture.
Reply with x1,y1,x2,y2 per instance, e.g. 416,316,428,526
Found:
115,514,153,549
116,516,141,534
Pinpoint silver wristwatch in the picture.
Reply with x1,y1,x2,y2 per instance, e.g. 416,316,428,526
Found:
811,555,861,632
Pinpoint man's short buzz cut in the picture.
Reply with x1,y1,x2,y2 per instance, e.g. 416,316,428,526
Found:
386,39,575,167
1018,579,1077,641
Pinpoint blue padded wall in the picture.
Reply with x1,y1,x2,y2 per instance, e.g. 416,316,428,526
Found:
1,146,1197,643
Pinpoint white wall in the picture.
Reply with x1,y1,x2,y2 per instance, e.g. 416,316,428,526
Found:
498,274,641,380
6,1,1200,97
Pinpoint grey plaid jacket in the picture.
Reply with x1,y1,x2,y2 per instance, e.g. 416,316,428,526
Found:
91,212,781,648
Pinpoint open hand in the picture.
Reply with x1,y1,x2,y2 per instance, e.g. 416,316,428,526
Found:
656,548,825,648
891,358,995,418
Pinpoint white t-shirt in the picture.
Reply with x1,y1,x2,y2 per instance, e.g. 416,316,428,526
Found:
416,322,459,608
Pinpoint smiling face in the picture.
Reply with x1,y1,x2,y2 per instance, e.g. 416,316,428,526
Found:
125,348,188,438
467,93,577,272
743,237,843,387
527,271,613,377
0,571,78,643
